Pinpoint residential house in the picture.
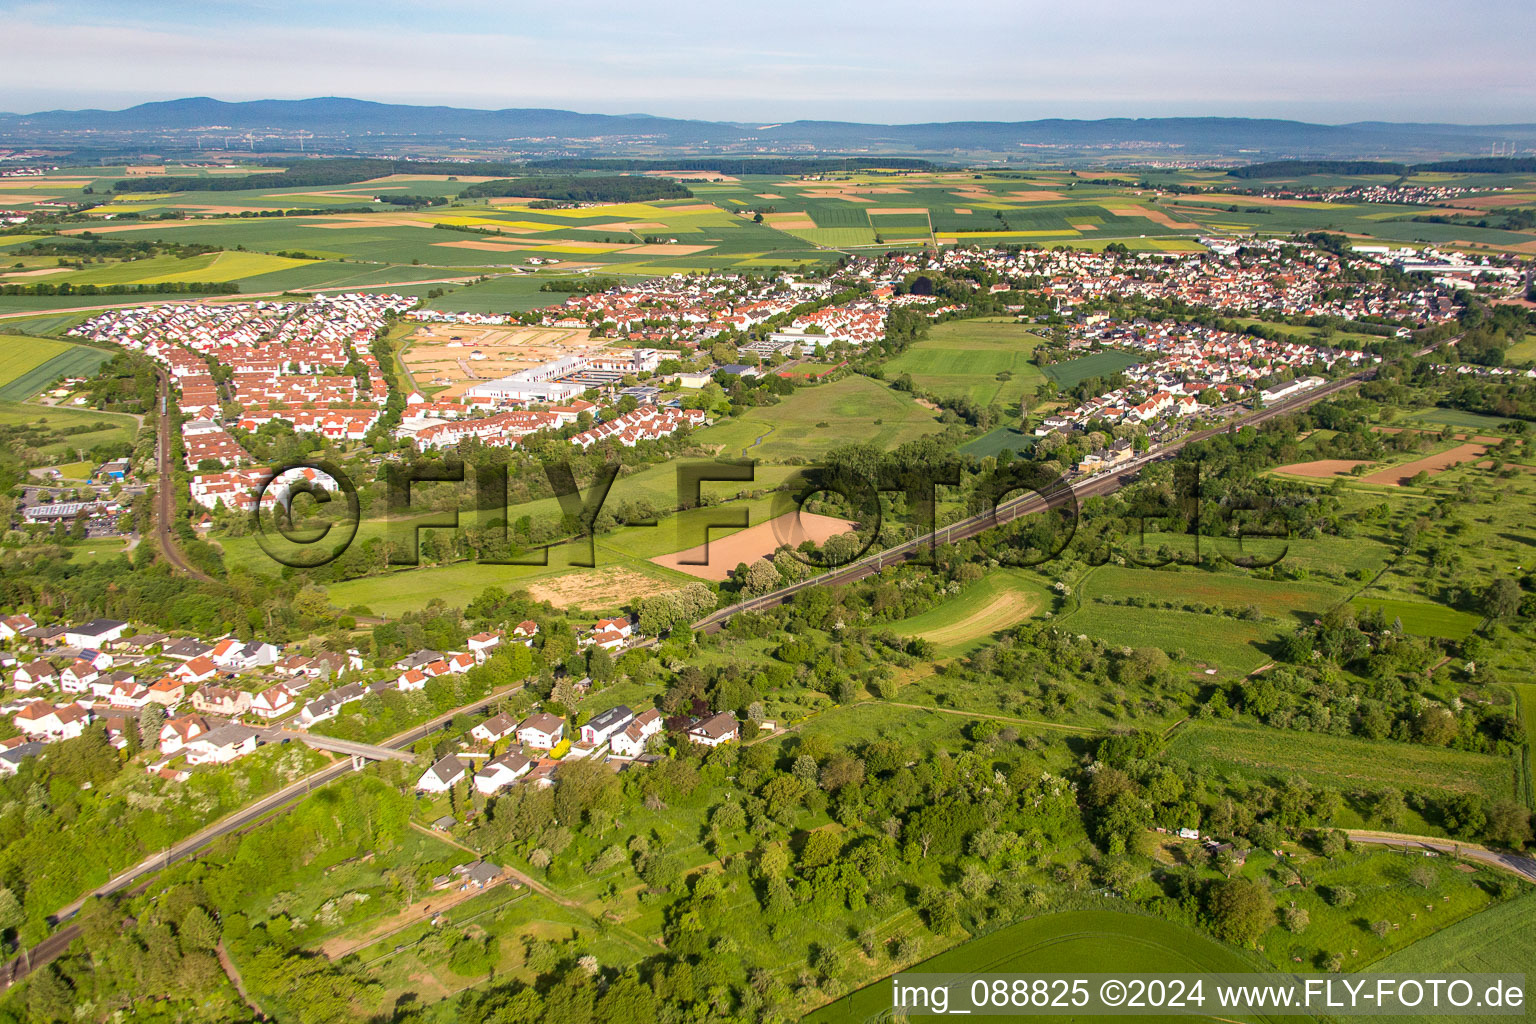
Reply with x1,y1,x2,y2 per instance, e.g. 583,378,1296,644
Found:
467,631,503,661
687,711,739,747
297,682,366,727
90,670,137,701
473,752,532,795
417,754,468,793
516,712,565,750
108,680,150,708
251,684,297,719
0,739,44,774
64,619,129,648
13,660,57,691
470,712,519,745
162,638,213,661
146,677,188,706
609,708,662,758
579,705,634,748
510,620,539,647
191,684,253,717
184,724,263,765
21,625,67,647
0,614,36,640
173,656,219,685
59,659,100,693
159,714,212,755
14,702,93,741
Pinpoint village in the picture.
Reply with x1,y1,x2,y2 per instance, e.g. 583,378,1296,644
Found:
0,609,740,807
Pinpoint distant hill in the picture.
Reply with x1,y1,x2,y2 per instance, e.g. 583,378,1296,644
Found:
3,97,1534,159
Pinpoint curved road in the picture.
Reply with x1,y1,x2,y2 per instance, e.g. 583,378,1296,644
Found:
1347,831,1536,884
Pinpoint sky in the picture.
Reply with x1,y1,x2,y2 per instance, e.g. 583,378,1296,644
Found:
2,0,1533,124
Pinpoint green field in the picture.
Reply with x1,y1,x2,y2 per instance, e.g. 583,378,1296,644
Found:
1399,407,1521,433
894,570,1051,655
1063,601,1279,673
1044,349,1145,388
696,375,946,462
885,317,1048,407
1167,721,1518,803
0,399,138,459
0,334,74,390
805,909,1283,1024
1351,596,1483,639
1341,894,1536,1024
960,423,1038,458
0,342,117,402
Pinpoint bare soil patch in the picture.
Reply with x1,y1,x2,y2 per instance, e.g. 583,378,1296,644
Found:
620,243,714,256
401,323,603,397
651,511,854,582
1005,190,1067,201
764,214,816,230
1273,459,1373,479
432,240,525,252
526,567,682,609
1362,443,1488,486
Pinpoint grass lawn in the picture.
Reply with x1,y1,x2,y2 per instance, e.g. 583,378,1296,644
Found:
893,570,1050,655
1166,721,1518,805
960,423,1037,458
1399,407,1522,433
884,317,1048,407
1086,565,1348,624
695,375,946,462
1060,595,1280,674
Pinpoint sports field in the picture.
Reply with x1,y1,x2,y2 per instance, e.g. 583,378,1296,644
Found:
884,317,1048,407
805,909,1283,1024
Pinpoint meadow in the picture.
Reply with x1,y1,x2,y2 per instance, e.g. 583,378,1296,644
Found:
1044,349,1145,388
883,317,1048,407
0,334,76,391
0,399,139,459
1343,892,1536,1024
694,374,946,462
1166,721,1519,805
806,909,1280,1024
893,570,1051,655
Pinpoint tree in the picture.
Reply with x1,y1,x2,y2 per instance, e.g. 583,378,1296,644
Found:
1371,919,1391,942
1483,577,1522,621
139,703,166,746
1282,906,1310,933
0,887,22,938
1208,878,1274,947
1408,863,1437,889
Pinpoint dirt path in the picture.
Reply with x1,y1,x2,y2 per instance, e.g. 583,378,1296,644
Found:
216,942,265,1019
1346,830,1536,883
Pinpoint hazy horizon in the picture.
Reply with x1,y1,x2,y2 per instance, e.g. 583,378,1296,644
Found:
2,0,1533,124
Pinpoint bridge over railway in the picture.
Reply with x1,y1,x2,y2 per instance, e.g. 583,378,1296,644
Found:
263,728,418,767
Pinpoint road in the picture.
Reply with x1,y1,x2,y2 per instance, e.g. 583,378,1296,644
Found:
1347,831,1536,884
0,683,522,990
